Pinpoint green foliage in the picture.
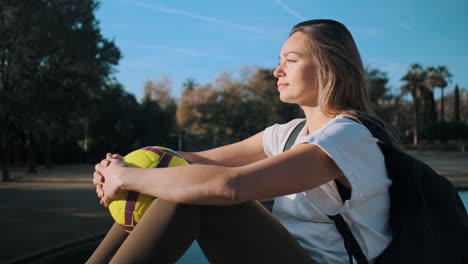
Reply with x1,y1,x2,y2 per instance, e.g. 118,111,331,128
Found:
366,66,390,106
137,99,178,149
182,78,198,92
176,68,303,140
427,66,452,121
0,0,122,175
2,0,464,176
400,63,453,144
87,83,140,160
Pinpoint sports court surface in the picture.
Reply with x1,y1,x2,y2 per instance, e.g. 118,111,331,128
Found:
1,151,467,263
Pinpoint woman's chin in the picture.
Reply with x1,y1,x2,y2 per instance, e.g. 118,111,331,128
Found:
279,94,295,104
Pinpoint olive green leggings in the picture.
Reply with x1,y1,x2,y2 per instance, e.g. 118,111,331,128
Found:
86,199,316,264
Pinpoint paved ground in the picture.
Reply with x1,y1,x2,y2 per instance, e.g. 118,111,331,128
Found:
0,151,467,263
407,151,468,190
0,164,113,263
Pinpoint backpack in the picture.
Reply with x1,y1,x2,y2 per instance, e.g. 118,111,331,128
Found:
284,114,468,264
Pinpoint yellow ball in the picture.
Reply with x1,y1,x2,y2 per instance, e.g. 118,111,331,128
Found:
108,146,189,233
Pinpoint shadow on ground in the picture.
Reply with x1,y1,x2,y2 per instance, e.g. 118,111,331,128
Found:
0,165,114,263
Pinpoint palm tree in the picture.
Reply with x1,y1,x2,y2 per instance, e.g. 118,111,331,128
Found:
428,66,452,121
401,64,427,145
182,78,198,92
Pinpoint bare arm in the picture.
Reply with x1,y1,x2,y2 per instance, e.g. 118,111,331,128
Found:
93,131,265,201
177,131,267,167
97,142,343,206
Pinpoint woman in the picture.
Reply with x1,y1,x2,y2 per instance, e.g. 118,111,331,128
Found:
88,19,392,264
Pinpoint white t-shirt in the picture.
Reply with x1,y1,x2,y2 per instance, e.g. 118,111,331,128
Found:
263,115,392,264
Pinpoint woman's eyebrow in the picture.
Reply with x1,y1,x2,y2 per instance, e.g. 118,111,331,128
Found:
279,51,304,59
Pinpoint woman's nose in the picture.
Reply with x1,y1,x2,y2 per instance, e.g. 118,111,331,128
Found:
273,64,285,78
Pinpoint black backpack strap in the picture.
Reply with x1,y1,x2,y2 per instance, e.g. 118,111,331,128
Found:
328,214,369,264
284,119,368,263
350,112,400,147
283,119,350,201
283,120,306,152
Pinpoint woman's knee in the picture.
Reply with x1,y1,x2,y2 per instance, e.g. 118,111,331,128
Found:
142,198,201,227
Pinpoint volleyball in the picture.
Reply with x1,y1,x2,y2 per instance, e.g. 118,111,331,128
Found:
108,146,189,233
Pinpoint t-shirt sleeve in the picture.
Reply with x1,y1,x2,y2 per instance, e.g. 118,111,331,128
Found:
294,119,387,214
263,124,279,157
263,119,306,157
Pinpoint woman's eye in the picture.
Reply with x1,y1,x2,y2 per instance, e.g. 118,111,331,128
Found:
287,60,296,63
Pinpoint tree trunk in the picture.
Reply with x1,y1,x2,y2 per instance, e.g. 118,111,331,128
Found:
413,98,420,145
27,132,37,174
413,114,419,145
45,132,52,170
1,128,11,181
454,85,460,122
178,133,183,151
440,88,445,121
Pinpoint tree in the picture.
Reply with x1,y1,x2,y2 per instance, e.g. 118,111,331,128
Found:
136,100,176,148
365,66,390,110
182,78,198,92
427,66,452,121
462,89,468,124
176,67,303,140
246,68,303,130
143,75,177,134
87,83,139,160
143,75,175,111
401,64,428,145
453,84,460,122
176,84,222,134
0,0,121,179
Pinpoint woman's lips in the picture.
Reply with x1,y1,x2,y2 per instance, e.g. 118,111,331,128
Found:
277,83,289,90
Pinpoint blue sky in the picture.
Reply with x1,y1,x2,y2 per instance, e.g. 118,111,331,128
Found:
95,0,467,101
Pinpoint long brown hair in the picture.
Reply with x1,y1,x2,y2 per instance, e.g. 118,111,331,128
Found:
290,19,371,117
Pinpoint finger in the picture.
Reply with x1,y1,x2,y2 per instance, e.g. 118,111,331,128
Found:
93,179,105,188
95,163,103,171
93,171,104,184
96,185,104,198
100,158,110,167
112,153,123,160
106,153,120,162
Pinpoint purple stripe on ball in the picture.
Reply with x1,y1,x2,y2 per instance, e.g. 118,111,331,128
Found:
157,153,173,168
160,148,186,160
125,191,139,226
120,224,134,232
140,146,187,162
141,146,164,156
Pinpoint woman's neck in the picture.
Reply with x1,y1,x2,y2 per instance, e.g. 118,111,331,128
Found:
301,106,336,135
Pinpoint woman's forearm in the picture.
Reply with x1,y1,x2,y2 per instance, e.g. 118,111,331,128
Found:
177,151,218,165
120,164,239,205
177,132,266,167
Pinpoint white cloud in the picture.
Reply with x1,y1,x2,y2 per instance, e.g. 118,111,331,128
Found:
119,40,246,62
274,0,306,21
111,0,280,40
103,24,162,32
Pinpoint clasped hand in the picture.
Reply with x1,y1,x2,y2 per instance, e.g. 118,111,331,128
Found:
93,153,126,207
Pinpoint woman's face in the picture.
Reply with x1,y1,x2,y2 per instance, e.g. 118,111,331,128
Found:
273,32,318,106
